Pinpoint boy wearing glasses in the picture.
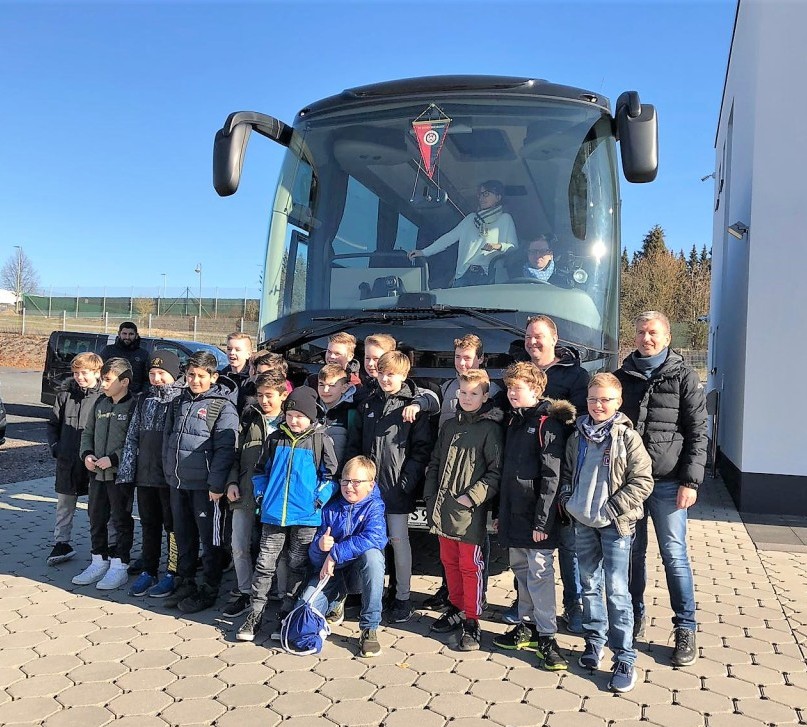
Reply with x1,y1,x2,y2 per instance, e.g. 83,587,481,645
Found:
237,387,339,642
301,456,387,657
559,373,652,693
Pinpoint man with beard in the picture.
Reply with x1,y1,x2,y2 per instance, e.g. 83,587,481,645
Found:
100,322,150,394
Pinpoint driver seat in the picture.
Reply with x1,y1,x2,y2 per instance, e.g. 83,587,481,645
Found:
489,246,523,283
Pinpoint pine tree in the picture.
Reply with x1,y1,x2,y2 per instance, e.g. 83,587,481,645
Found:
637,224,667,259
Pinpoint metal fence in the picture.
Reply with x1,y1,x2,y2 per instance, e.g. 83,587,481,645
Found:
0,311,259,346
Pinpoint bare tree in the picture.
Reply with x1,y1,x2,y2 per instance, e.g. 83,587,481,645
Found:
1,247,40,313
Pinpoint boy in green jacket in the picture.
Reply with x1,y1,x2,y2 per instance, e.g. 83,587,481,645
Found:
73,357,137,591
424,369,503,651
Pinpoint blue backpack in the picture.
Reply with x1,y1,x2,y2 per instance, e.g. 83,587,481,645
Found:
279,577,331,655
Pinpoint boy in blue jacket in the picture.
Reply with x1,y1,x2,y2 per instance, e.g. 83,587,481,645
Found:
298,455,387,657
237,386,339,642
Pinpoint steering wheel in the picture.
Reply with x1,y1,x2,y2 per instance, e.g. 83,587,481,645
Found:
507,277,552,285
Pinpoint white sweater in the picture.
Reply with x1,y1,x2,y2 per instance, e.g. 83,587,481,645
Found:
422,211,517,278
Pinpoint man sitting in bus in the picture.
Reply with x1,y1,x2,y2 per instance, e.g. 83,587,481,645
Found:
408,180,517,287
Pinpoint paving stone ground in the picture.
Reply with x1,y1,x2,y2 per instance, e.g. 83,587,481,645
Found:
0,475,806,726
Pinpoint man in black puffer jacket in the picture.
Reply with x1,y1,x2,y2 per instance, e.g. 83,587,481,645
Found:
100,322,150,393
615,310,707,668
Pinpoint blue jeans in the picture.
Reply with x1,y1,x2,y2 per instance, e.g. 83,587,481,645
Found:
452,266,489,287
575,521,636,665
299,549,385,630
629,480,697,631
558,522,582,612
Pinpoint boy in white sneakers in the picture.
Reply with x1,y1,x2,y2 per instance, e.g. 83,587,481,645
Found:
73,358,137,590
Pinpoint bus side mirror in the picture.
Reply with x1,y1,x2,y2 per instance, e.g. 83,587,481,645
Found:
615,91,658,183
213,111,294,196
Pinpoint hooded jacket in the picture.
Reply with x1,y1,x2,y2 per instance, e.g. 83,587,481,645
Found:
615,349,707,488
543,346,590,414
559,412,654,537
225,399,283,512
162,379,239,493
496,398,576,549
345,378,434,515
424,401,504,545
308,485,387,570
252,423,339,527
317,384,358,470
99,337,150,393
47,379,103,496
117,381,185,486
79,392,137,483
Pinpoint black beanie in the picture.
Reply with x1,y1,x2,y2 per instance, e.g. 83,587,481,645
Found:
283,386,319,422
149,350,182,381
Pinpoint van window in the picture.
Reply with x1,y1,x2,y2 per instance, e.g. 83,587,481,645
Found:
54,333,104,363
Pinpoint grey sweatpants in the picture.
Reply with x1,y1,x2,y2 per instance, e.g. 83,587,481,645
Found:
510,547,558,636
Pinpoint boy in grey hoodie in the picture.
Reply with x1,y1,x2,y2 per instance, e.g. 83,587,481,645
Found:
559,373,653,694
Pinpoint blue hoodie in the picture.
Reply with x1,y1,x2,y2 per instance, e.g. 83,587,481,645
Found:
308,485,387,570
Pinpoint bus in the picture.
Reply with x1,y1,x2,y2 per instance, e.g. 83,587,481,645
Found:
212,75,657,382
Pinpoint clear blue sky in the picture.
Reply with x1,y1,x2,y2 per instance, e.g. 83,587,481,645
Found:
1,0,735,296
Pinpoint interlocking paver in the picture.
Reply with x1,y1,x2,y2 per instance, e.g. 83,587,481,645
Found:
544,712,608,727
216,683,278,708
215,706,283,727
453,658,507,680
56,682,121,708
160,697,226,725
374,684,431,709
170,637,227,657
706,715,775,727
105,689,174,717
76,642,135,662
319,677,376,701
7,674,72,698
65,661,129,683
114,668,177,692
675,688,736,713
326,699,387,725
645,668,704,690
270,692,332,717
167,656,224,677
383,708,447,727
21,654,83,676
0,695,62,724
164,675,226,699
217,662,275,686
428,692,487,718
404,652,457,673
313,659,367,679
268,670,325,694
127,632,183,651
364,664,419,686
103,717,166,727
488,701,547,725
761,684,807,709
468,678,525,703
42,705,113,726
735,697,799,722
728,663,788,685
642,703,705,727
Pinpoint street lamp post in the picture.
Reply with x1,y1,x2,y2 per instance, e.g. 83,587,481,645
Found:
13,245,22,314
194,264,202,318
161,273,167,299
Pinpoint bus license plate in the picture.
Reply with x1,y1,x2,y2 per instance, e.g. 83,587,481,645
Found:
408,507,428,529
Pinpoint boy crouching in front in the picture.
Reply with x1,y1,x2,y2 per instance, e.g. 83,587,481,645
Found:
300,456,387,657
559,373,653,693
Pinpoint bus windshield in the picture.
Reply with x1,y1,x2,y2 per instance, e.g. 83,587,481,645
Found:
260,94,621,367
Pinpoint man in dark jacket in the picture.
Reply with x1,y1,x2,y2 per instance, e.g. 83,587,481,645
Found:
100,322,150,394
523,314,588,633
615,310,707,667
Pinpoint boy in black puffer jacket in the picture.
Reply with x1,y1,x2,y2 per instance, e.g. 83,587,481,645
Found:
46,352,103,566
493,362,576,672
118,350,185,599
162,351,238,614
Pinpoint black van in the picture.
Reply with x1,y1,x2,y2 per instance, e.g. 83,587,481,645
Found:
41,330,229,405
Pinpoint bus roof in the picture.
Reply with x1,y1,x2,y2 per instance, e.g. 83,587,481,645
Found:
296,75,611,121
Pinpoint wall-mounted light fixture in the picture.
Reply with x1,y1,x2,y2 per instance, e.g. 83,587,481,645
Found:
727,222,749,239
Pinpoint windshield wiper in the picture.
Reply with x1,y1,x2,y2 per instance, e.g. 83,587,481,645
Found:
391,305,524,339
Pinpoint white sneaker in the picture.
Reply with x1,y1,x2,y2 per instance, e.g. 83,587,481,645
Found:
72,554,110,585
96,558,129,590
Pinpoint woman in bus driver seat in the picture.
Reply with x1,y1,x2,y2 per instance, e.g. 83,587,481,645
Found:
408,180,517,287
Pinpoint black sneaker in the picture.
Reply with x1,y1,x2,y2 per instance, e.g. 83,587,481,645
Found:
178,583,218,614
671,627,697,666
47,542,76,566
633,614,646,640
359,628,381,657
237,611,262,642
163,579,197,609
457,618,481,651
422,584,450,611
493,622,540,651
431,605,463,633
389,598,412,623
127,556,144,576
222,592,251,618
326,598,346,627
536,636,568,671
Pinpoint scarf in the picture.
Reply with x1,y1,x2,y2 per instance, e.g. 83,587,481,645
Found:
579,413,617,443
473,204,502,236
631,347,668,379
523,258,555,282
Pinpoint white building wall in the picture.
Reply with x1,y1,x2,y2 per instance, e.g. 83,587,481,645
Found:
712,0,807,484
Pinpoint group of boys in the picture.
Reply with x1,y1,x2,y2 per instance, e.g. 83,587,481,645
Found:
45,310,706,693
